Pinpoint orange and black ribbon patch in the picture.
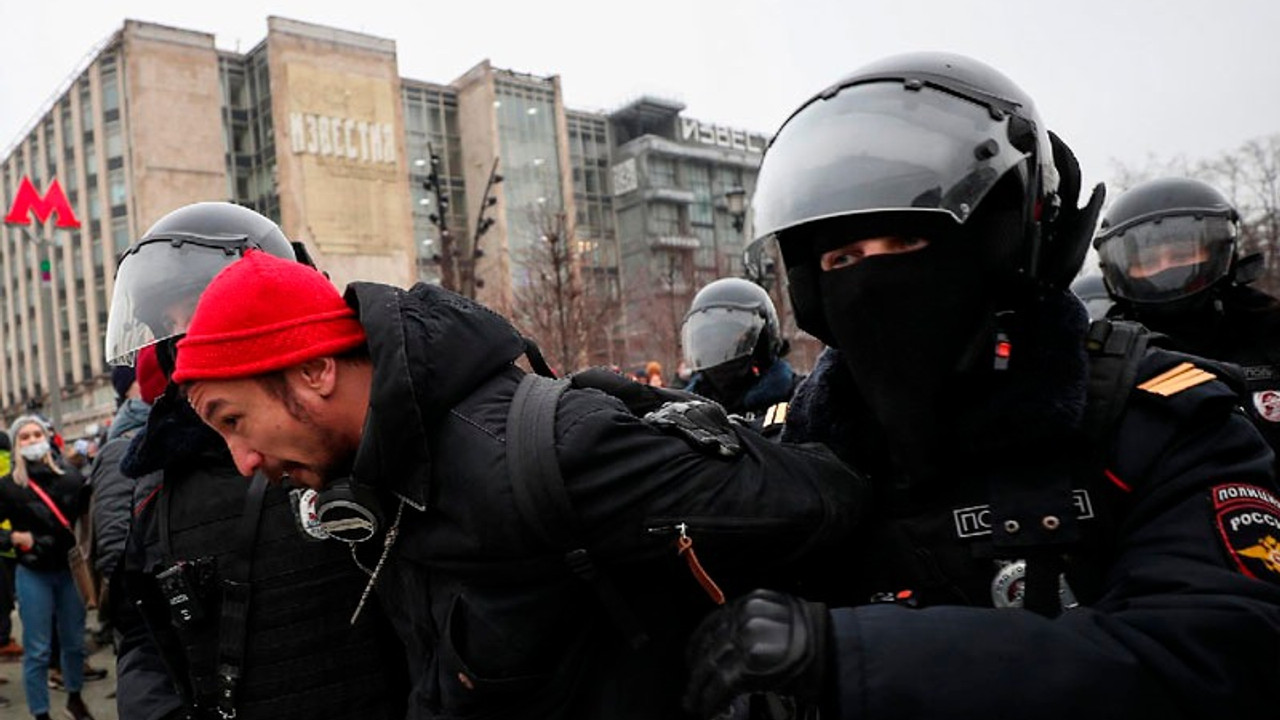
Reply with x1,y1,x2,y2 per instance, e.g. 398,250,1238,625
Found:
1212,483,1280,582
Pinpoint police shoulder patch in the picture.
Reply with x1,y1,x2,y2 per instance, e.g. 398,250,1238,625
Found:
1212,483,1280,582
1137,362,1216,397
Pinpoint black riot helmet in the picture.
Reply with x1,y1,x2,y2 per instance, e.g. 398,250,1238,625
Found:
756,52,1099,344
106,202,298,365
1069,272,1114,322
1094,178,1242,306
682,278,785,373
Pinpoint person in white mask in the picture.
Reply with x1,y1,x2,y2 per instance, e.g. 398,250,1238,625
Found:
0,415,95,720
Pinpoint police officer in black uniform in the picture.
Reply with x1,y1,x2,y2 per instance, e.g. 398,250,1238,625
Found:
682,53,1280,719
681,278,800,434
103,203,405,720
1095,177,1280,463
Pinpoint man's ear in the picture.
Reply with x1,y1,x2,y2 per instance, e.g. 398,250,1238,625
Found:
294,357,339,397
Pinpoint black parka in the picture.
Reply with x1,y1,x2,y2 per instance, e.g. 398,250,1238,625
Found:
343,281,867,720
784,290,1280,719
0,460,87,571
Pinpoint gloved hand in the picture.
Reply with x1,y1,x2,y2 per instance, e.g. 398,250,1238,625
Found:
571,366,698,416
1040,130,1106,289
683,589,830,719
644,400,742,457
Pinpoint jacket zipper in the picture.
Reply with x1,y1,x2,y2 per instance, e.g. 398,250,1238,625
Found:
647,522,725,605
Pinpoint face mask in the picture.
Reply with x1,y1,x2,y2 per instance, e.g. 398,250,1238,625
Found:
700,356,757,408
19,440,50,462
818,240,992,477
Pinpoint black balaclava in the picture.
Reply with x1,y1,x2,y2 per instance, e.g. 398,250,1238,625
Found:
700,355,758,410
818,237,994,480
813,178,1026,482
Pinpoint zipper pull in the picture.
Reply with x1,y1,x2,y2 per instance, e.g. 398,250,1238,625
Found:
676,522,725,605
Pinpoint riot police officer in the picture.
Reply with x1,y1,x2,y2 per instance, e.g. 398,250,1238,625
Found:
683,52,1280,719
681,278,800,433
1095,177,1280,461
103,203,405,720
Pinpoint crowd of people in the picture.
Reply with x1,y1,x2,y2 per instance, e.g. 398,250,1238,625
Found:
3,50,1280,720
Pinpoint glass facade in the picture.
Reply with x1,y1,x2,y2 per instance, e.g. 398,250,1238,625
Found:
220,46,279,222
403,81,467,284
494,74,562,258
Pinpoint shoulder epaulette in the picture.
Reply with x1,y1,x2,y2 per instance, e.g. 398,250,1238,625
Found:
762,401,789,429
1137,362,1217,397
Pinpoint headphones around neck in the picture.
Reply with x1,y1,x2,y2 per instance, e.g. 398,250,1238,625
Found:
291,478,385,544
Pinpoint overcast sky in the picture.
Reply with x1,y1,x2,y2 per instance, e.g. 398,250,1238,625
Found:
2,0,1278,192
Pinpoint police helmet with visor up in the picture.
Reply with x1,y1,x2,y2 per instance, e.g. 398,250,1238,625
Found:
105,202,297,366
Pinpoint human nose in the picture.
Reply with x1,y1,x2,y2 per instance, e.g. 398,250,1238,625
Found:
226,437,264,478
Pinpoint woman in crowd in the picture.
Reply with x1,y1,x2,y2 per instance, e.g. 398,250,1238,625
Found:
0,415,94,720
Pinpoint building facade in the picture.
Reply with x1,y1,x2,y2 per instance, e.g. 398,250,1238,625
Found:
0,16,773,436
606,97,766,371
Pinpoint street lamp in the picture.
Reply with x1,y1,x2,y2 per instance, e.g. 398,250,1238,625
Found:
725,186,747,233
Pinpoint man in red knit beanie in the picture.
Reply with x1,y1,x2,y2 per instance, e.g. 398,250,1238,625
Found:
174,248,867,720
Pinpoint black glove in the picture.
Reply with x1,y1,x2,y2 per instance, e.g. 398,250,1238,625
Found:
570,366,698,416
683,589,830,719
1040,130,1106,289
644,400,742,457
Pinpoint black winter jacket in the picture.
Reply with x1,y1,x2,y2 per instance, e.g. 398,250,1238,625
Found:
784,290,1280,719
0,460,88,571
1114,284,1280,469
342,281,866,720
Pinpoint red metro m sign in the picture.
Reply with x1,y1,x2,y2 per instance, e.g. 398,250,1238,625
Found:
4,177,80,229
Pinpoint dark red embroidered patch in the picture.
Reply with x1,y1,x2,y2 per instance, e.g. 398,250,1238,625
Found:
1212,483,1280,582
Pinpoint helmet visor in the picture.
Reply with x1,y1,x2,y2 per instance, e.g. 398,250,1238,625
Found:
105,237,247,365
753,81,1029,240
682,307,765,371
1097,215,1236,303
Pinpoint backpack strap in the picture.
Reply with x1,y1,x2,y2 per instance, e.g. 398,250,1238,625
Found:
507,373,649,649
214,472,268,719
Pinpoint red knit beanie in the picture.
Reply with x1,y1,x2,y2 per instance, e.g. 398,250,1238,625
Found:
171,250,367,383
135,345,168,404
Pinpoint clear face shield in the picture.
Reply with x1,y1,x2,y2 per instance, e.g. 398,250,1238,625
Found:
682,307,766,372
1097,214,1237,304
105,234,253,366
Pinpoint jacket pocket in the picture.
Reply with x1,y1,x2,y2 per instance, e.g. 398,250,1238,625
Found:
438,592,557,718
